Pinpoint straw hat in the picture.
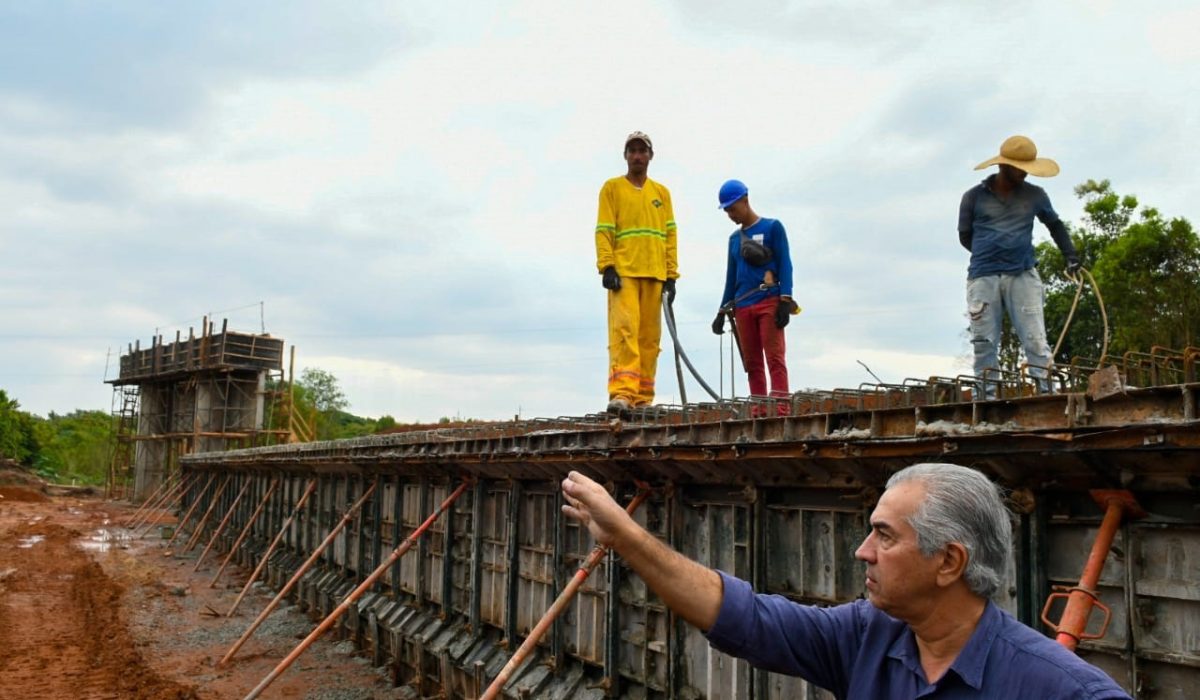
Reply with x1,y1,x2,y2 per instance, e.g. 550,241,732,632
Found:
974,135,1059,177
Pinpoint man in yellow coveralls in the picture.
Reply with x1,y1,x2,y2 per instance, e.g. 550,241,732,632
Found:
595,131,679,416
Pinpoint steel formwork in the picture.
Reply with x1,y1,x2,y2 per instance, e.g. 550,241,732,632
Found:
180,381,1200,699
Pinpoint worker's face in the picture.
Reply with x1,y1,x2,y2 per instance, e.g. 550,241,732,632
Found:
854,481,945,620
724,197,750,226
625,141,652,175
998,164,1027,186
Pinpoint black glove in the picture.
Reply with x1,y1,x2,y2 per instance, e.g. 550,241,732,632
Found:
1066,256,1082,277
663,279,676,305
775,299,792,329
601,266,621,291
711,311,726,335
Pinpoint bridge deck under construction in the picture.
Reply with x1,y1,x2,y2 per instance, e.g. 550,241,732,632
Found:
175,380,1200,699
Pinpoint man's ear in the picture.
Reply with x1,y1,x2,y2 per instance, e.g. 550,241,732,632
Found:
936,542,969,588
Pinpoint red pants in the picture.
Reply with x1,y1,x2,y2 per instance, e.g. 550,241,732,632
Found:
734,298,789,398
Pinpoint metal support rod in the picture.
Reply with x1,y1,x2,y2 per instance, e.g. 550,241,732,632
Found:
128,474,185,531
480,488,650,700
125,474,172,526
211,478,280,588
194,477,254,571
163,473,217,548
181,475,233,553
242,479,470,700
220,478,379,666
227,478,318,617
1041,490,1144,651
136,478,190,538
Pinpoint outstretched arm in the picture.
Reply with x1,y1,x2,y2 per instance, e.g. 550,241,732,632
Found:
561,471,724,631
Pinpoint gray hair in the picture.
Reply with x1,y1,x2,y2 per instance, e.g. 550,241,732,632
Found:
886,463,1012,600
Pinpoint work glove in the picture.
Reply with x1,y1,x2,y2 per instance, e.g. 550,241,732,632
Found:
1066,256,1082,277
711,311,726,335
663,279,677,305
775,299,793,329
601,266,621,291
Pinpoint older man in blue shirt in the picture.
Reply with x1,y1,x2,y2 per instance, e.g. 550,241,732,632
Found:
959,135,1080,398
561,463,1130,699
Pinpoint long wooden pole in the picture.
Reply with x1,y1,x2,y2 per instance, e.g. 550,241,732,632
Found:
243,480,470,700
226,478,318,617
181,475,233,552
163,473,216,548
219,478,379,667
211,478,279,588
194,477,254,571
480,488,650,700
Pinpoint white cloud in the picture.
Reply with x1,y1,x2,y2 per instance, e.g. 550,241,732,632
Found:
1,2,1197,421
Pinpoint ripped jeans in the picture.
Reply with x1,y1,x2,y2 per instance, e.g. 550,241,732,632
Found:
967,268,1053,397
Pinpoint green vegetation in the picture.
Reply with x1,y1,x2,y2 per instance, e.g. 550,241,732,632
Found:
0,389,115,485
999,179,1199,371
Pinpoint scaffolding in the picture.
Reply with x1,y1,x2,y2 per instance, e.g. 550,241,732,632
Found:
106,317,291,500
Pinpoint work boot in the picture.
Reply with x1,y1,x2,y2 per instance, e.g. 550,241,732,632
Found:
606,397,632,416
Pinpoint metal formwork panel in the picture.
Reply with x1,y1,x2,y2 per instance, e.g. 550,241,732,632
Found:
1128,524,1200,698
447,485,474,617
398,482,424,597
675,489,754,699
425,482,450,607
561,502,608,664
379,479,399,589
615,494,670,695
479,485,511,630
515,488,557,637
332,476,350,569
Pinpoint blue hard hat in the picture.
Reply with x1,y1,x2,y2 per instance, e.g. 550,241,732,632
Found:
718,179,748,209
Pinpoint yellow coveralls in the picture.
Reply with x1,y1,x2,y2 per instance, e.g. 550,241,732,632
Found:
595,176,678,405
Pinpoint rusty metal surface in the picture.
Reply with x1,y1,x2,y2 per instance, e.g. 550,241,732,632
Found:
179,381,1200,698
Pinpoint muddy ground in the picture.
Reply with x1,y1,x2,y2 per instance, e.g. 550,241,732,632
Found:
0,482,414,700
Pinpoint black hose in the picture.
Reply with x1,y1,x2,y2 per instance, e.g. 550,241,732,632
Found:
661,291,721,402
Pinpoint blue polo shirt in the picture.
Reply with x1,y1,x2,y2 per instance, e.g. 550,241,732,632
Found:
705,572,1131,699
959,176,1060,279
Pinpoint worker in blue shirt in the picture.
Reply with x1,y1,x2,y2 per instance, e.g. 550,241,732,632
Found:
561,463,1130,699
711,179,797,412
960,135,1080,399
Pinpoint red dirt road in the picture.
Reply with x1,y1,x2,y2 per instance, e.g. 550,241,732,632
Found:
0,485,408,700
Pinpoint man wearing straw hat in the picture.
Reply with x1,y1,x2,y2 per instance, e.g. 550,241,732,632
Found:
959,135,1080,398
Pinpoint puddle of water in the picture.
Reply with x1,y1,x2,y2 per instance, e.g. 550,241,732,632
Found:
17,535,45,549
79,528,131,553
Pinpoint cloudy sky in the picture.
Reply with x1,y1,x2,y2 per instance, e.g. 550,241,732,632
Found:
2,1,1197,422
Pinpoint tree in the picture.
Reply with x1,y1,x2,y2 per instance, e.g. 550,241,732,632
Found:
0,389,38,464
1040,181,1199,367
32,411,115,485
297,368,348,414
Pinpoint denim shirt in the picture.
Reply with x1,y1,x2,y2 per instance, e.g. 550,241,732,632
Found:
705,572,1131,699
959,176,1060,279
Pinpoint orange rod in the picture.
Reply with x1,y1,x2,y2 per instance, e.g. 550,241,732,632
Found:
135,479,189,537
242,480,470,700
480,488,650,700
125,475,171,526
219,478,379,667
211,478,279,588
194,477,254,571
1054,500,1125,650
128,475,184,531
226,478,318,617
163,473,217,547
182,475,233,552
